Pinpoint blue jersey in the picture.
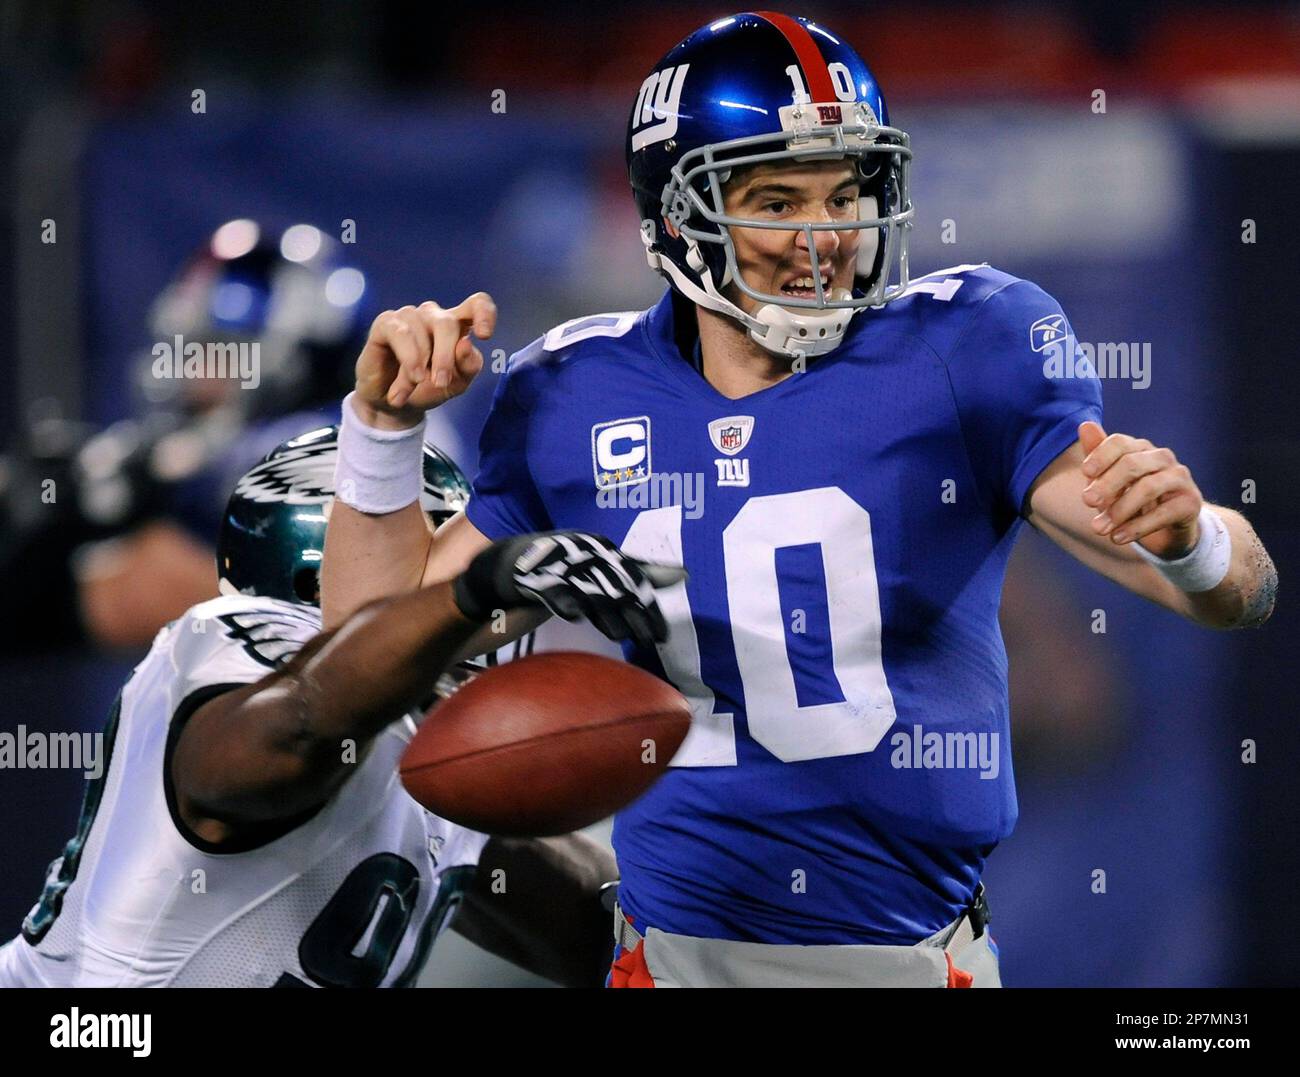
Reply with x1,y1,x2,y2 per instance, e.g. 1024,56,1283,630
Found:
466,264,1102,944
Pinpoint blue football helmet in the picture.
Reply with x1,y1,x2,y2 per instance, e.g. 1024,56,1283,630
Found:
143,220,370,418
627,12,913,358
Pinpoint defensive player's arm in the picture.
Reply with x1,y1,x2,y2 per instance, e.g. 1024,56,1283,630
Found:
175,531,680,846
452,833,617,988
1026,421,1277,629
172,580,479,846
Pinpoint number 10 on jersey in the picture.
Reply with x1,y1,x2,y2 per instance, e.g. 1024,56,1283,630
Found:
621,487,897,767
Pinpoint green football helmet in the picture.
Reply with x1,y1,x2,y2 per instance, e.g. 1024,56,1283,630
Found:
217,424,469,606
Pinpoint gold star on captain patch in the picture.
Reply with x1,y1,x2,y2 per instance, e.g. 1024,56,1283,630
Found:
600,472,612,485
622,467,634,480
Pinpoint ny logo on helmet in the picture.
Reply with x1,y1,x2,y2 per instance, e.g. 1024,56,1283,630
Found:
631,64,690,152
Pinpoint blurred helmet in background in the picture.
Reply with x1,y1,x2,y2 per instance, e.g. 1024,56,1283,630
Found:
141,219,369,419
626,12,913,358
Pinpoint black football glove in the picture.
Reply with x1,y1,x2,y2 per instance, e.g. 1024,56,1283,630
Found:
453,531,686,651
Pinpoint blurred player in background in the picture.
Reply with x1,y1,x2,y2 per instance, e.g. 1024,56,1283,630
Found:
0,219,463,653
0,426,683,988
321,12,1277,987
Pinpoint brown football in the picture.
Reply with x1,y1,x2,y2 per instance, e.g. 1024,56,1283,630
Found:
400,652,692,837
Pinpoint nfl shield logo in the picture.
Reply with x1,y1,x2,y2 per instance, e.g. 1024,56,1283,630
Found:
708,415,754,457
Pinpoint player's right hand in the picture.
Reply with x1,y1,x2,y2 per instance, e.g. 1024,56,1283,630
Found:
452,531,687,652
353,292,496,427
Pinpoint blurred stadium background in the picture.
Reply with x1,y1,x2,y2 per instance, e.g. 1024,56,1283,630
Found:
0,0,1296,986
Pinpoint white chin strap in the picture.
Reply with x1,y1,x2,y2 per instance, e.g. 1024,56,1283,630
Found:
644,230,857,361
746,298,855,359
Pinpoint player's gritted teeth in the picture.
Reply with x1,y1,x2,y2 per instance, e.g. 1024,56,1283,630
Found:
780,268,833,298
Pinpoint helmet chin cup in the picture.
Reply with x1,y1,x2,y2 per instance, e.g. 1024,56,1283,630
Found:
647,230,856,361
750,297,855,360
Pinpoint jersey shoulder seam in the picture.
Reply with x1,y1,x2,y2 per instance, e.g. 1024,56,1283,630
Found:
936,277,1026,369
890,328,1000,522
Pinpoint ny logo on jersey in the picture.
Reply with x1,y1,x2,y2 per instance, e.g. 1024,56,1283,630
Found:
592,416,652,491
714,458,750,488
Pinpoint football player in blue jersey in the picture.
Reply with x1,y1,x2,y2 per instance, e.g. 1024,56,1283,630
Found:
319,12,1278,987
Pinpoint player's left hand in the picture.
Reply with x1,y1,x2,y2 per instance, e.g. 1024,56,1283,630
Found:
1077,421,1203,558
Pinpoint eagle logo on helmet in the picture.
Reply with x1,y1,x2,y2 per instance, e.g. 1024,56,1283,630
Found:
219,425,473,607
233,442,337,505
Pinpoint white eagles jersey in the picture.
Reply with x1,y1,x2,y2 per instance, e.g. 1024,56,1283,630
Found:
0,594,487,988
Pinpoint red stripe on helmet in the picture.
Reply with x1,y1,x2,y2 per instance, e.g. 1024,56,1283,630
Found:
754,11,836,101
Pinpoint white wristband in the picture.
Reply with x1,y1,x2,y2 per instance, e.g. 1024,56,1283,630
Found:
334,392,424,514
1131,505,1231,593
